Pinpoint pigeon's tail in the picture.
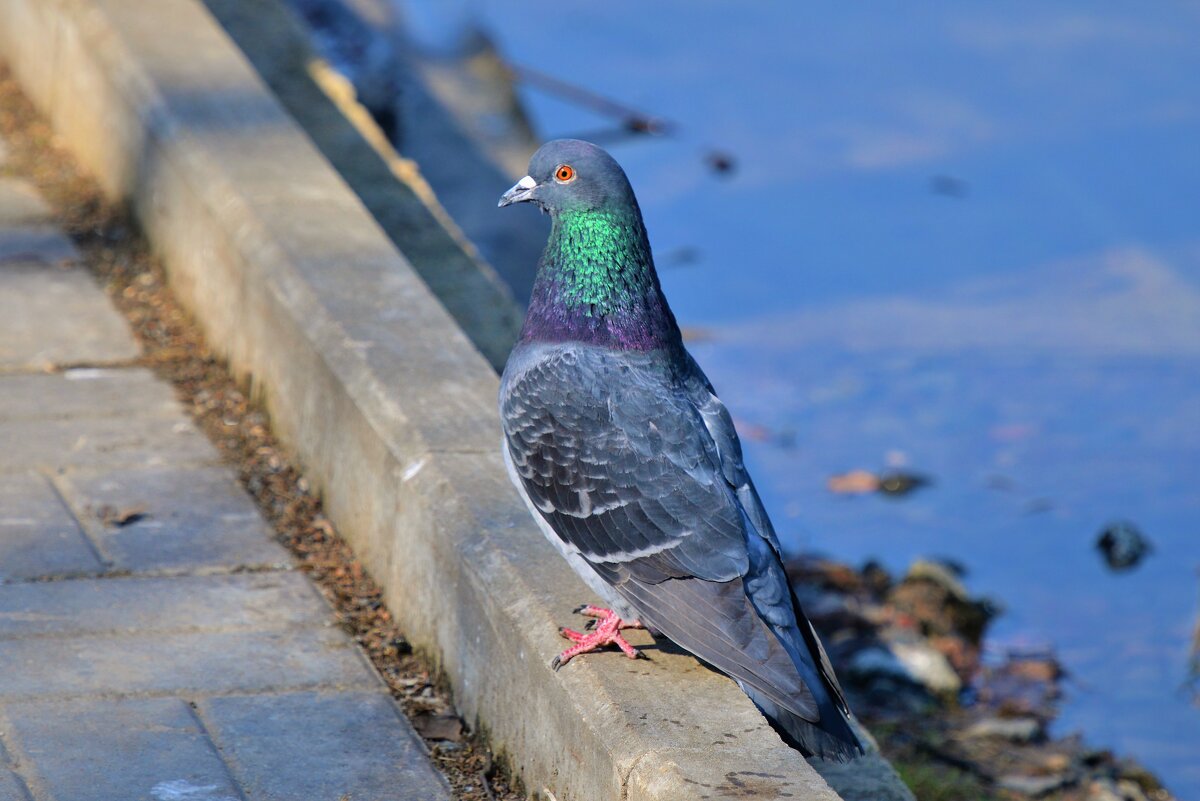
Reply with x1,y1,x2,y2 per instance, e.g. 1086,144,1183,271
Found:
735,591,863,762
738,530,863,761
616,572,863,761
739,682,861,762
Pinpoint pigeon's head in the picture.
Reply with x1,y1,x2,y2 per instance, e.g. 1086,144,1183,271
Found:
499,139,635,215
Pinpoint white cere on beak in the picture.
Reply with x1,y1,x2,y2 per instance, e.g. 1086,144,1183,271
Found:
499,174,540,207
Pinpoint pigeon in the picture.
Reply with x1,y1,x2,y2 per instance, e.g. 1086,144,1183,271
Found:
497,139,862,761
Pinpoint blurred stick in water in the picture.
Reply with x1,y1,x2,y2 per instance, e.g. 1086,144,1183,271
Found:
1187,568,1200,705
506,62,737,177
505,62,674,136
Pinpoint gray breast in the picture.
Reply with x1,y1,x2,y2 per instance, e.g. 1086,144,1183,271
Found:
501,439,638,618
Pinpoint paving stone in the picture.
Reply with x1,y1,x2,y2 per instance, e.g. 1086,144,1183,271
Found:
0,572,326,638
0,369,182,422
2,697,241,801
0,471,103,581
0,179,53,226
0,261,139,369
54,464,289,572
0,416,220,471
0,626,377,699
202,691,451,800
0,770,31,801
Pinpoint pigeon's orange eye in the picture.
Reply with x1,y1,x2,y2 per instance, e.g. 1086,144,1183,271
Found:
555,164,576,183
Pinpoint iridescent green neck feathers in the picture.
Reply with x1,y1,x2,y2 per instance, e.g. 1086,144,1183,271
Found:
521,206,680,351
546,209,650,314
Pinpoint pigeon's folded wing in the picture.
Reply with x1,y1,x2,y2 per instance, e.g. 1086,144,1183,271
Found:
503,348,822,719
503,345,863,756
502,347,751,585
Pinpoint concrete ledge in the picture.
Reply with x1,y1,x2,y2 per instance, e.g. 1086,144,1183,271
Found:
197,0,524,371
0,2,912,799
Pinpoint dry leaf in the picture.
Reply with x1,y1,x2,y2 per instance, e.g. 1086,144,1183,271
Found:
96,503,148,527
827,470,880,494
412,712,464,742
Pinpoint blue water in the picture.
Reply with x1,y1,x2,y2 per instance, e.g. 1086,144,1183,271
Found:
468,3,1200,796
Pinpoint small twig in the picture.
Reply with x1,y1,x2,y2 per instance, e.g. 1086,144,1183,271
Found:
914,738,995,782
1183,567,1200,701
506,62,673,136
479,770,497,801
552,126,657,148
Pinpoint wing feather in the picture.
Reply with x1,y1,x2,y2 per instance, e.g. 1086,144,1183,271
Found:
502,346,748,583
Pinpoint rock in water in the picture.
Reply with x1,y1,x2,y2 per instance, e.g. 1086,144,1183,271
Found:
1096,521,1152,571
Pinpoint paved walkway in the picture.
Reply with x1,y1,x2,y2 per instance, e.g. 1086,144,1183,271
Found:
0,133,449,800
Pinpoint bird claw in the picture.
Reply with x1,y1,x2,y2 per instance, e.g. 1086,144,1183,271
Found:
571,604,644,630
559,626,586,643
552,606,646,668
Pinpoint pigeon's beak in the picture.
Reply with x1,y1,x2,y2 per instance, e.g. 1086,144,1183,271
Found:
498,175,537,208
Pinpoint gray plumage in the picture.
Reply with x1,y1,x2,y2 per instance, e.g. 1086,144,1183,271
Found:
498,139,862,761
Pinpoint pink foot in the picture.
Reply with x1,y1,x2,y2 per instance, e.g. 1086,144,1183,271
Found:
552,606,647,670
574,604,643,631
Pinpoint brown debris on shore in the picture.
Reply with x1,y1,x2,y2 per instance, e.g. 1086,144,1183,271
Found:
789,556,1176,801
